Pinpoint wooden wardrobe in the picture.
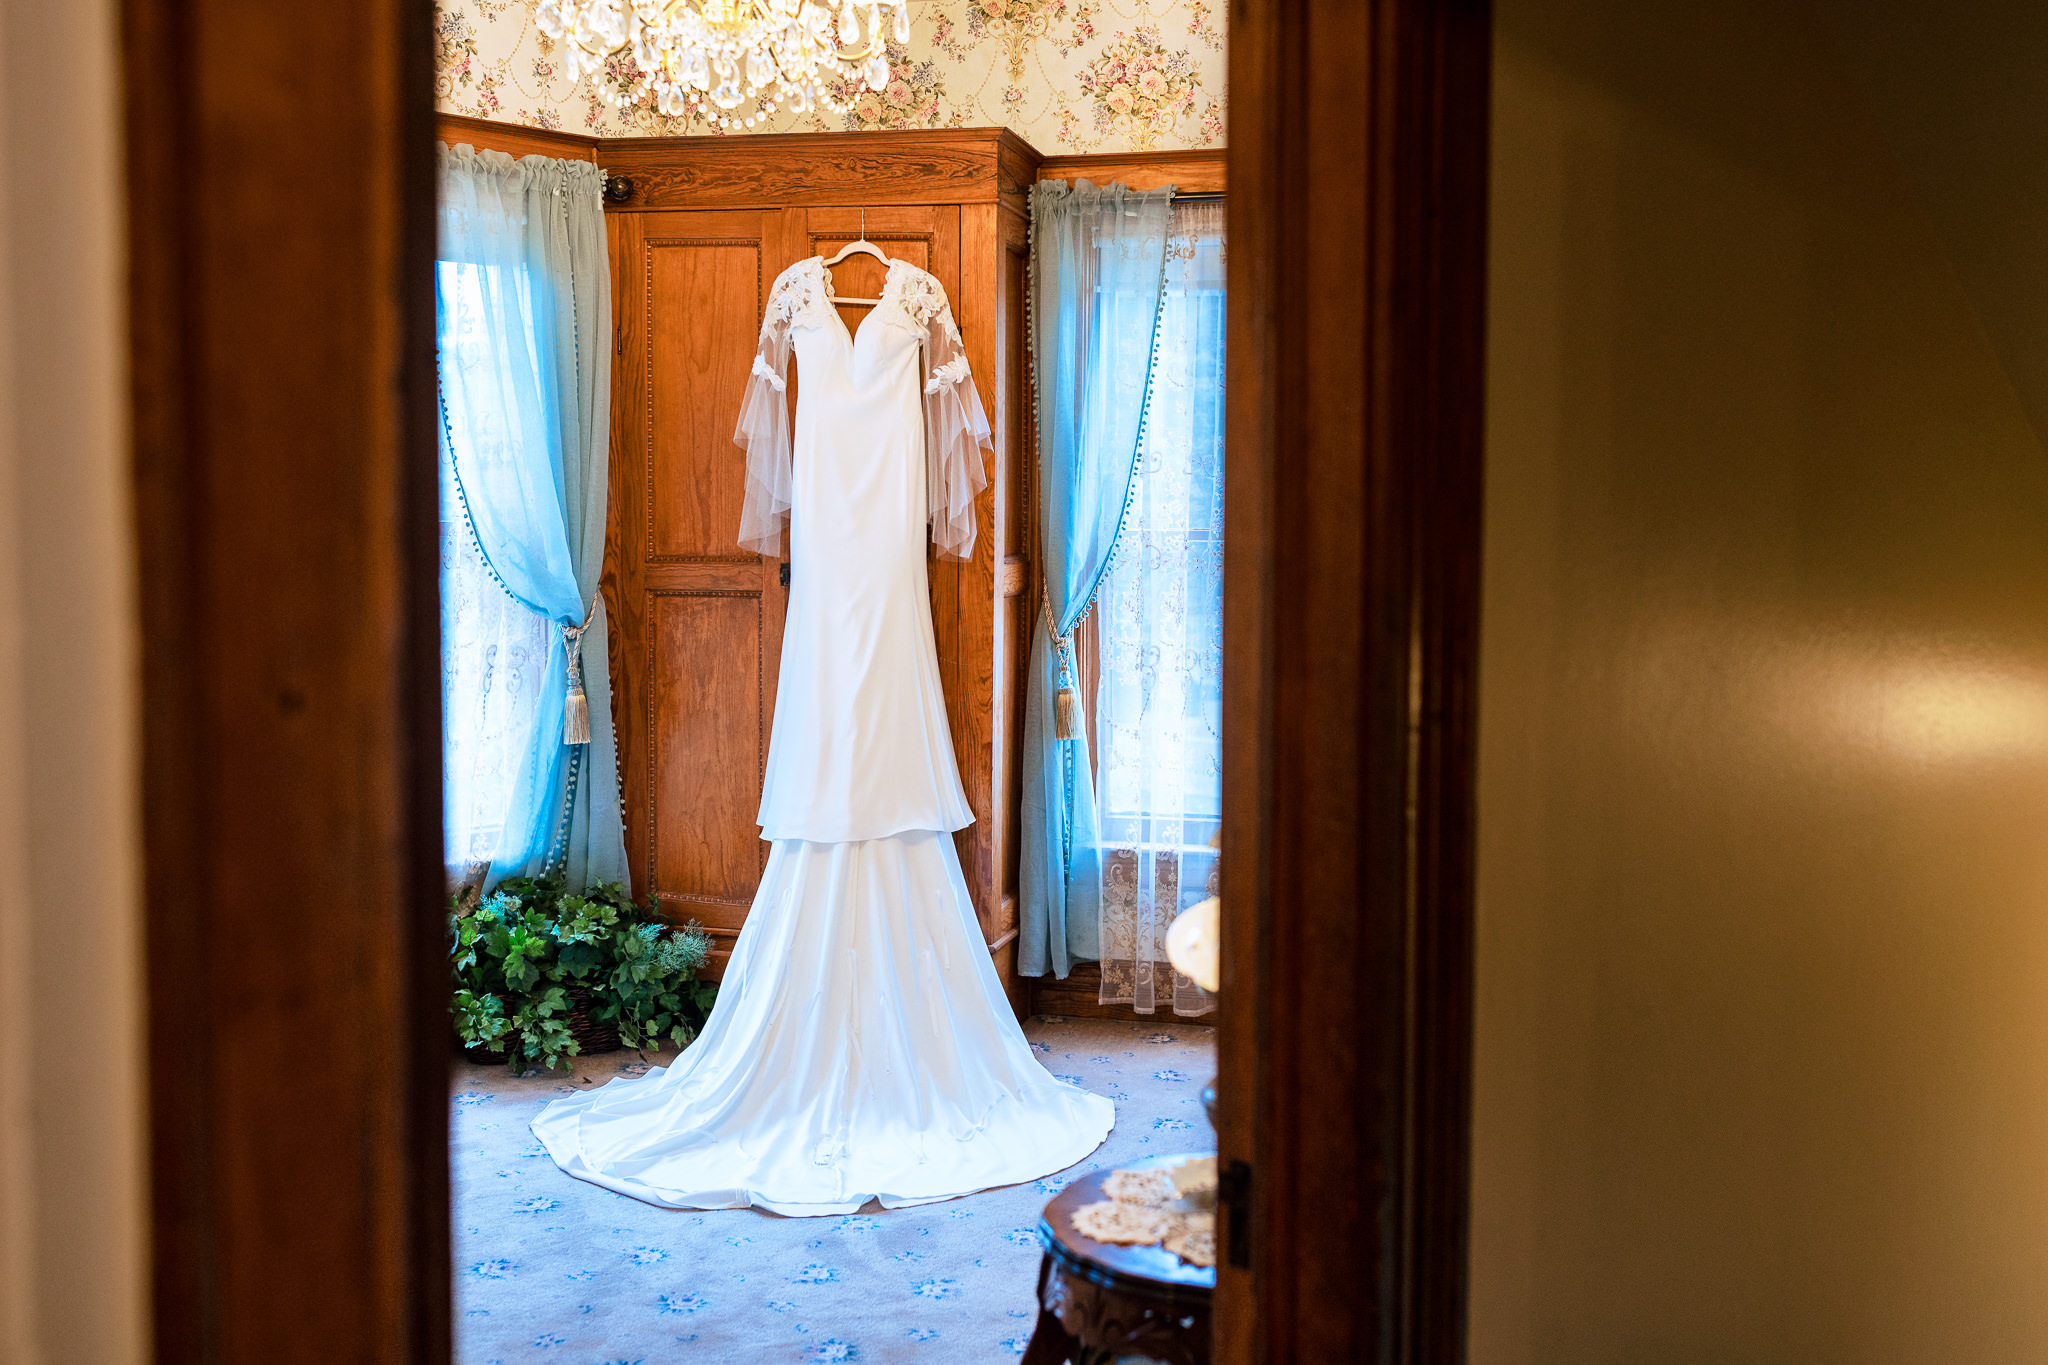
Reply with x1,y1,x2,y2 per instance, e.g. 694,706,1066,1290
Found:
592,128,1039,1012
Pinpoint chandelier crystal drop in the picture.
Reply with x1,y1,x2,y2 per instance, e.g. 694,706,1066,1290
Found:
536,0,914,127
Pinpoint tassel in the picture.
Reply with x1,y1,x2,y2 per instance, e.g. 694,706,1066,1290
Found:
561,612,593,746
1050,623,1082,741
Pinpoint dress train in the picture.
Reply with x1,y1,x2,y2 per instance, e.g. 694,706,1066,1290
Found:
532,830,1114,1216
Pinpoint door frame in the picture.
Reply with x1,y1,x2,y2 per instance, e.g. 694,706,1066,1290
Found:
1218,1,1492,1359
122,0,1490,1359
125,0,448,1358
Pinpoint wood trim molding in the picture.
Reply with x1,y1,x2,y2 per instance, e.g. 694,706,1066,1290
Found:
1028,961,1220,1027
427,114,1223,201
129,0,449,1359
1217,0,1490,1361
1036,149,1226,194
596,126,1041,210
436,111,600,162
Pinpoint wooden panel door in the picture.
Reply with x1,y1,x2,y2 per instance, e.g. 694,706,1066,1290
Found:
607,208,796,968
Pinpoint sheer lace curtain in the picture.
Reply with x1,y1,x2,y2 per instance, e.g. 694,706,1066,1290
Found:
440,447,551,882
1094,199,1225,1015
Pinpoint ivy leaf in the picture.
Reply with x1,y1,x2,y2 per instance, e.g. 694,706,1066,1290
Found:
558,939,603,976
452,878,719,1073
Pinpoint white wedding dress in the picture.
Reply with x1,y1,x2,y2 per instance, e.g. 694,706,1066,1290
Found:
533,256,1114,1215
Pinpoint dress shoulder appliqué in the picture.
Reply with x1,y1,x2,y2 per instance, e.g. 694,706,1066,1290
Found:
763,258,833,332
889,264,964,347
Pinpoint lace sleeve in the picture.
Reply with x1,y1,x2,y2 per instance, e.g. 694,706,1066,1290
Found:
918,296,992,561
734,286,797,557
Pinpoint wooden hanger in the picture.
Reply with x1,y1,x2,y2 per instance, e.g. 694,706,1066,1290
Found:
820,208,888,306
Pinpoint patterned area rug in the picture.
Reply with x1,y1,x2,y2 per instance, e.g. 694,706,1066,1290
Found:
454,1014,1216,1364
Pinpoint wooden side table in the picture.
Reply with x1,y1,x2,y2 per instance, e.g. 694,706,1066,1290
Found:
1022,1153,1215,1365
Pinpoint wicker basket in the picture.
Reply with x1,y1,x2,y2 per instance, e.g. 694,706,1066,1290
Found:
563,985,620,1056
458,986,620,1067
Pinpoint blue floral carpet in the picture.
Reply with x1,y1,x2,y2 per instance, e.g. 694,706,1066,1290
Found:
453,1014,1216,1364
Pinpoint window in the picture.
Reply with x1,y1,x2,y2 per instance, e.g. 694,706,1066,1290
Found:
1094,199,1225,1015
437,259,551,883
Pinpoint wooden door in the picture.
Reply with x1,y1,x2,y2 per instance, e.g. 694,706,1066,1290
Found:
607,208,797,969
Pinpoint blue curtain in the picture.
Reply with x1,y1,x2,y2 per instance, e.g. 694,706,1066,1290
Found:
437,144,627,891
1019,179,1174,978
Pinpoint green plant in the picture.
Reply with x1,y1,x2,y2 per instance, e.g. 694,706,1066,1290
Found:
449,875,716,1075
605,919,718,1051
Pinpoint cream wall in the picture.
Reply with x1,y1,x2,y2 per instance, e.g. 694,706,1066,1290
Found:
1471,1,2048,1361
1807,0,2048,454
0,0,147,1360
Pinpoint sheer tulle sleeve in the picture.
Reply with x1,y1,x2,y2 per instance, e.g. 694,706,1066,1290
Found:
734,302,795,557
920,300,992,561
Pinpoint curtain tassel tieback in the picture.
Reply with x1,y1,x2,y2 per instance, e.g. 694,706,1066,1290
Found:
560,593,600,746
1052,624,1080,741
1054,681,1081,741
563,677,590,745
562,629,590,745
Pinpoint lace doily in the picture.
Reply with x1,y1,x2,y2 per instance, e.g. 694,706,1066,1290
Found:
1163,1223,1215,1267
1102,1168,1177,1204
1069,1155,1218,1267
1071,1200,1170,1245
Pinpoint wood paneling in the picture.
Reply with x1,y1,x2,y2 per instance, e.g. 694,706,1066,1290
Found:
949,202,995,938
647,236,766,559
608,209,789,967
995,204,1032,995
1217,0,1491,1361
599,128,1038,211
609,199,965,955
429,111,1213,197
436,111,599,162
129,0,447,1358
1036,149,1227,194
650,590,767,919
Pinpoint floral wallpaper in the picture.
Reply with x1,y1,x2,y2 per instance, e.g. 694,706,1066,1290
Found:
434,0,1226,153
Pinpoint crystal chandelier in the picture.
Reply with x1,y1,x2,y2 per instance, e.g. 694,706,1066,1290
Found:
536,0,914,130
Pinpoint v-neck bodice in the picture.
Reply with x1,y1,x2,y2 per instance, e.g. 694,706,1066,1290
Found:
776,255,924,395
819,256,904,348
